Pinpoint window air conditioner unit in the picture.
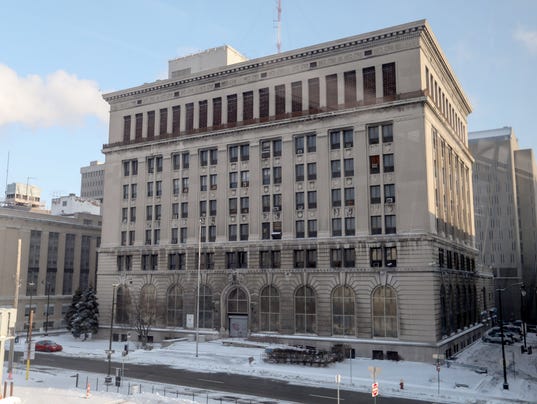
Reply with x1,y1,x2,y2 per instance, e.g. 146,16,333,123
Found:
182,188,189,193
241,181,249,187
385,197,394,203
296,149,304,154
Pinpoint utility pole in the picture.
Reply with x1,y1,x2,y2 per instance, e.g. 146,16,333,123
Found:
44,282,50,336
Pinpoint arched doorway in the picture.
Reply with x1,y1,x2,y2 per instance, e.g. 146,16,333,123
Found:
227,286,249,337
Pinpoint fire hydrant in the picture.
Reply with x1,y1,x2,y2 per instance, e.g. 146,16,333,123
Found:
400,379,404,390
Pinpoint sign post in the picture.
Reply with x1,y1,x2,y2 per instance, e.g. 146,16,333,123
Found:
335,374,341,404
432,353,445,395
368,366,381,403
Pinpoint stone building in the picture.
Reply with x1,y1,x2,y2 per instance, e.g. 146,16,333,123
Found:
470,127,537,323
0,207,101,334
97,20,493,362
80,160,105,202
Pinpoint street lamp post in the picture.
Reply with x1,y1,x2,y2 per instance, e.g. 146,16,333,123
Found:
26,282,35,343
106,284,118,383
195,219,202,358
44,282,50,336
497,288,509,390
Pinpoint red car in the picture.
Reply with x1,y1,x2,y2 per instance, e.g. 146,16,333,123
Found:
35,340,63,352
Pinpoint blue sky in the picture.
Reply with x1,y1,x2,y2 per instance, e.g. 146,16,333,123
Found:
1,0,536,207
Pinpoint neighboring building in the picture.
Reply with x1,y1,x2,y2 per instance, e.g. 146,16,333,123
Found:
4,182,45,210
98,20,493,362
470,127,537,323
51,193,101,216
0,207,101,334
80,161,105,202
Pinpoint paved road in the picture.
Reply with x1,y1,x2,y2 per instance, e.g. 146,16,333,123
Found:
10,351,429,404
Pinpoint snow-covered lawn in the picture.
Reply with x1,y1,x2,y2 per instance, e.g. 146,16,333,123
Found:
3,332,537,403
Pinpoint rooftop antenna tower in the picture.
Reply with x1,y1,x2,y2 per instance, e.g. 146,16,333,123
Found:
275,0,282,53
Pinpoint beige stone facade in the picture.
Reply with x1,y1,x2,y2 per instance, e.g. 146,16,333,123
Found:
98,20,493,362
0,208,101,334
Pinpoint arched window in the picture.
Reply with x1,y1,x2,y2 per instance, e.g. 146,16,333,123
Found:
260,285,280,332
166,284,183,327
372,285,398,338
140,284,157,320
440,284,447,336
115,286,130,324
294,286,316,333
332,285,355,335
198,285,213,329
227,287,248,313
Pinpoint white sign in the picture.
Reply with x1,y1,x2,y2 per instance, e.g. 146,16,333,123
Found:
372,382,379,397
186,314,194,329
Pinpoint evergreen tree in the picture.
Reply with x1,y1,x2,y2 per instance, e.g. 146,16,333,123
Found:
64,288,82,332
70,287,100,340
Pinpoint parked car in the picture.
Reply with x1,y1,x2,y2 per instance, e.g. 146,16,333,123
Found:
482,333,513,345
35,340,63,352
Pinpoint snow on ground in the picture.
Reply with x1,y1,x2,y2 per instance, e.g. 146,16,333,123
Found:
3,331,537,403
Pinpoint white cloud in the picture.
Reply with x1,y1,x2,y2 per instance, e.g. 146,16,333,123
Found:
0,64,109,128
514,27,537,53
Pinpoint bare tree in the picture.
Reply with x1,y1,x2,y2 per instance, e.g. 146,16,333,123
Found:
131,284,157,349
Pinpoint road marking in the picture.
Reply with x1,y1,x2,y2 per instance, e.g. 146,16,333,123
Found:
309,394,343,400
197,378,224,384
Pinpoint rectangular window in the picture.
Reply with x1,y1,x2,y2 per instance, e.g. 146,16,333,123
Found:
370,247,382,267
307,134,316,152
345,217,355,236
229,172,238,188
243,91,253,121
330,130,340,149
262,168,270,185
382,62,396,97
131,159,138,175
156,156,163,172
295,136,304,154
272,221,282,240
160,108,168,135
153,229,160,245
180,227,187,243
240,196,249,213
135,113,143,140
123,115,131,142
308,219,317,237
363,66,376,103
370,155,380,174
307,163,317,180
172,203,179,219
173,178,180,195
383,154,394,172
385,215,396,234
259,88,269,119
296,220,305,238
240,144,249,161
123,185,129,200
147,110,155,138
213,97,222,126
131,183,137,199
229,197,237,215
344,158,354,177
385,246,397,267
262,195,270,212
229,145,238,162
121,231,127,246
368,126,379,144
240,170,249,187
130,207,136,222
273,194,282,210
275,84,285,116
343,129,353,148
146,205,153,221
332,188,341,207
240,224,249,241
332,218,342,236
291,81,302,114
172,153,181,170
155,204,162,220
344,187,354,206
210,174,217,190
182,152,189,169
370,185,381,204
185,102,194,131
371,216,382,235
344,70,356,105
145,230,152,245
308,78,320,112
209,199,217,216
344,248,355,267
273,166,282,184
199,100,208,129
382,123,393,143
326,73,338,110
261,222,270,240
147,182,153,197
306,249,317,268
331,160,341,178
208,225,216,242
331,249,342,268
229,224,237,241
307,190,317,209
273,139,282,156
210,149,218,165
294,250,305,268
172,105,180,135
384,184,395,203
180,203,188,219
227,94,237,124
147,157,155,174
200,175,208,192
155,180,162,196
295,192,304,210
